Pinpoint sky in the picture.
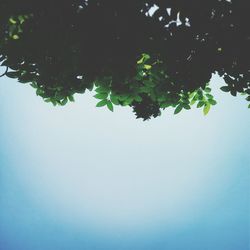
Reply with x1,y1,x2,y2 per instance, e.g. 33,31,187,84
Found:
0,74,249,250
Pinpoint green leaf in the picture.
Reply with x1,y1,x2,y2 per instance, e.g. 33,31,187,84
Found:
95,86,108,93
197,101,204,108
203,103,211,115
44,98,51,103
193,93,199,101
174,104,183,114
137,58,144,64
51,99,57,106
183,104,191,110
86,82,94,91
220,86,230,92
144,64,152,70
138,70,145,78
144,79,155,87
9,17,17,24
94,93,108,99
160,103,171,108
12,34,19,40
190,98,196,105
76,86,86,94
18,15,26,24
248,104,250,108
60,98,68,106
118,95,128,101
197,92,203,100
208,99,217,105
6,71,19,78
230,89,237,96
30,82,37,88
36,88,44,96
181,98,189,105
137,53,150,64
96,99,107,107
205,87,211,93
189,92,196,99
68,95,75,102
134,96,143,102
157,96,166,102
107,101,114,112
110,95,119,105
123,97,134,105
205,94,213,99
140,86,151,93
142,53,150,61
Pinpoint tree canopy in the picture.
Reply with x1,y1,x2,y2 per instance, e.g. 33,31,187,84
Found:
0,0,249,120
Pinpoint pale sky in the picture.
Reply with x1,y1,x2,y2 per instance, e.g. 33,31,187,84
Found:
0,74,249,250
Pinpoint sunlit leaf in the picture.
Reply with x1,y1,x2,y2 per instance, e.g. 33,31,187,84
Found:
208,99,217,105
95,86,108,93
203,103,210,115
12,34,19,40
144,64,152,70
94,93,108,99
174,104,183,114
9,17,17,24
96,99,107,107
107,100,114,111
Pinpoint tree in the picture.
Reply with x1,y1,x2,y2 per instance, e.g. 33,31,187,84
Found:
0,0,249,120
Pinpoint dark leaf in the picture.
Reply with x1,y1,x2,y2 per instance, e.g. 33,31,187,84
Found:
197,101,205,108
220,86,230,92
174,104,183,114
6,71,19,78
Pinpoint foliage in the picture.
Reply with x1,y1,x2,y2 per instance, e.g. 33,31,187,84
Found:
0,0,249,120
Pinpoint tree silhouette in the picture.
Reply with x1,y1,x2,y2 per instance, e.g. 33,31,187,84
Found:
0,0,249,120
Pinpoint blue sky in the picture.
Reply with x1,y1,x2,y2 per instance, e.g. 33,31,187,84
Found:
0,74,249,250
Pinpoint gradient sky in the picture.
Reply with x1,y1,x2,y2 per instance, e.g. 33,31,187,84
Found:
0,73,249,250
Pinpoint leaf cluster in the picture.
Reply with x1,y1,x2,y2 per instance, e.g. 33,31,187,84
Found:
0,0,249,120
